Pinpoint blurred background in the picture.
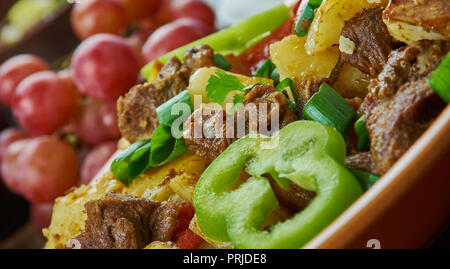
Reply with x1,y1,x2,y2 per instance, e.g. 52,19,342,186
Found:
0,0,447,249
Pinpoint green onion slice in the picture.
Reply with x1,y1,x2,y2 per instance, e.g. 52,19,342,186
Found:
349,169,380,191
303,83,357,139
429,52,450,103
156,90,193,127
214,53,232,71
354,116,370,152
253,59,276,78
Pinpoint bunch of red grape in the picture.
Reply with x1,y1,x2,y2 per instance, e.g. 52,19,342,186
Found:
0,0,216,232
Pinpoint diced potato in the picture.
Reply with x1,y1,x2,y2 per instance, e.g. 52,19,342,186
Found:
270,35,340,81
333,63,370,98
188,67,270,110
189,215,235,249
383,0,449,44
305,0,386,55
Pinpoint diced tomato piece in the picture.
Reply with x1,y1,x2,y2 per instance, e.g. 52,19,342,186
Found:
175,229,204,249
238,18,294,73
174,202,195,236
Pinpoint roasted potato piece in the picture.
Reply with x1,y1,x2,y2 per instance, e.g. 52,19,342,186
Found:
305,0,386,55
383,0,450,44
270,35,340,81
145,241,179,249
333,63,370,98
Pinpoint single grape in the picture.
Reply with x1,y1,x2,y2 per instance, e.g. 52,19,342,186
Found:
30,202,53,232
80,141,117,185
142,18,215,63
71,0,129,40
15,136,79,203
72,34,140,102
119,0,162,21
0,54,48,107
172,0,216,27
77,98,121,146
12,71,80,136
0,139,30,195
0,127,27,163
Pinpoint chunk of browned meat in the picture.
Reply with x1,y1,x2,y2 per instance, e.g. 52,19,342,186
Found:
341,8,395,77
294,78,332,116
268,177,315,213
117,45,215,143
361,40,449,174
243,84,297,134
182,108,236,161
66,193,177,249
183,84,296,161
184,44,216,72
345,152,378,175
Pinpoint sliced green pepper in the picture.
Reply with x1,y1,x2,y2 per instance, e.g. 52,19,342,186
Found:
141,4,292,80
194,121,362,249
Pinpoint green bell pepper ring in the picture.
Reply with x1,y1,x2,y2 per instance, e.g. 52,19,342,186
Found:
194,121,362,249
141,4,292,80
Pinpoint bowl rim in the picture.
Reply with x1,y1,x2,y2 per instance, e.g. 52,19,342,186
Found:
305,104,450,249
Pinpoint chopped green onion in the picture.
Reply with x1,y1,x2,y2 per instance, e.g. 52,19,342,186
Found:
156,90,193,127
349,169,380,191
308,0,323,9
111,91,193,185
149,124,188,167
429,52,450,103
303,83,357,139
271,68,280,87
354,116,370,151
214,53,232,71
295,3,314,37
253,59,276,78
276,78,297,109
110,139,152,185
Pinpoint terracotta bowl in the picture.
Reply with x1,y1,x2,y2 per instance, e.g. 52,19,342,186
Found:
305,104,450,249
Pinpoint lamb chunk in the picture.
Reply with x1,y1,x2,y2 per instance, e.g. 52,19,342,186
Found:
243,84,297,134
268,177,315,213
183,108,236,162
117,57,190,143
294,78,332,116
183,44,215,74
361,40,449,174
345,152,378,175
341,8,395,77
66,193,178,249
117,45,216,143
183,84,296,161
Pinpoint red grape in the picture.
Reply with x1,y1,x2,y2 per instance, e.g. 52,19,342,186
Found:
72,34,140,102
11,71,80,136
15,136,79,203
71,0,129,40
155,0,176,24
30,202,53,231
0,55,48,107
172,0,216,27
77,98,121,146
142,18,215,63
80,141,117,185
0,127,27,162
0,139,30,195
119,0,162,21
